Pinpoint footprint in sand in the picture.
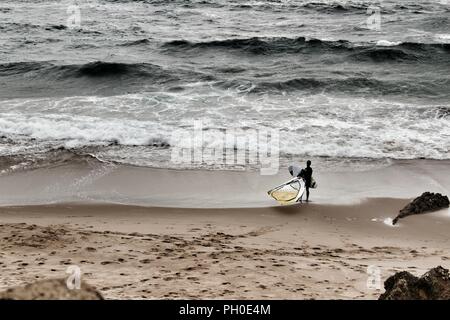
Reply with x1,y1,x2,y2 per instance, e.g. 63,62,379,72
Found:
139,259,151,264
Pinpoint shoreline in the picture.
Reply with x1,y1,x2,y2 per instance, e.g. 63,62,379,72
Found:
0,158,449,208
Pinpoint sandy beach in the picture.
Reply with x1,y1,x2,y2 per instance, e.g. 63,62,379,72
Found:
1,0,449,303
0,159,449,299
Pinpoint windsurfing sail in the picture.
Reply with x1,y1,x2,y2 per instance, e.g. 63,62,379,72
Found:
267,178,305,205
288,164,302,178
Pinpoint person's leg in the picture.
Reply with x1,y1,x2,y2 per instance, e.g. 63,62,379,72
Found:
306,187,310,202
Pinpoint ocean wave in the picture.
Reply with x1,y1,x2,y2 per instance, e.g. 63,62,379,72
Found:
376,40,401,47
76,61,158,77
120,39,151,46
351,47,419,62
0,57,446,99
98,0,437,14
434,34,450,43
0,112,172,149
0,61,168,78
419,16,450,30
219,77,448,97
0,22,41,32
0,61,185,98
433,106,450,119
162,37,352,54
161,36,450,62
399,42,450,52
44,24,68,31
0,60,217,99
0,97,449,170
299,1,436,15
0,21,101,34
0,147,106,174
300,1,367,13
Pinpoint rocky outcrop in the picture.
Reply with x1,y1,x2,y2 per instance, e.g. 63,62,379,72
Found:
379,266,450,300
393,192,449,225
0,278,103,300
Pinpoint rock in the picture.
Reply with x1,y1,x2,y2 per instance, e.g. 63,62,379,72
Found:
0,278,103,300
379,266,450,300
393,192,449,225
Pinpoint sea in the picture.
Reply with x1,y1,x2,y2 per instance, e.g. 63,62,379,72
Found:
0,0,449,173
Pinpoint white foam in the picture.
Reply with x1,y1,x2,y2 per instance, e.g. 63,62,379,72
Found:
0,93,449,167
0,112,169,148
383,218,397,227
434,34,450,43
376,40,401,47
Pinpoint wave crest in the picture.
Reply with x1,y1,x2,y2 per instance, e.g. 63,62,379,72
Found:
162,36,449,63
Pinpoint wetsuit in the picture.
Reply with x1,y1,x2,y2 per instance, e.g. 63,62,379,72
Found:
304,167,312,188
304,166,313,201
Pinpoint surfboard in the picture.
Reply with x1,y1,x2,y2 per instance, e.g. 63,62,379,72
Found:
267,178,305,205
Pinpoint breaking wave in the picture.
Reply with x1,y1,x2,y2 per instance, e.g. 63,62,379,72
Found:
162,37,450,63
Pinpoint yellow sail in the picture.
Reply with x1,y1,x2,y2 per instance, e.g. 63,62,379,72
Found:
268,178,305,205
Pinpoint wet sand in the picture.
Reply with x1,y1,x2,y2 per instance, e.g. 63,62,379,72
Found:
0,159,449,208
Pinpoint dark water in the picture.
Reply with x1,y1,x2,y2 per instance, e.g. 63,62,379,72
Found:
0,0,449,172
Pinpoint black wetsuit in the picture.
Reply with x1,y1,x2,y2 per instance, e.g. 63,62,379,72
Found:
304,167,313,188
304,166,313,201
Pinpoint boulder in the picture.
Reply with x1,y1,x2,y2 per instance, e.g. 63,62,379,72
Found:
379,266,450,300
393,192,449,225
0,278,103,300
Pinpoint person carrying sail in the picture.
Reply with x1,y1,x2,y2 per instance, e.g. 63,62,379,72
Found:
302,160,313,202
288,160,313,202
